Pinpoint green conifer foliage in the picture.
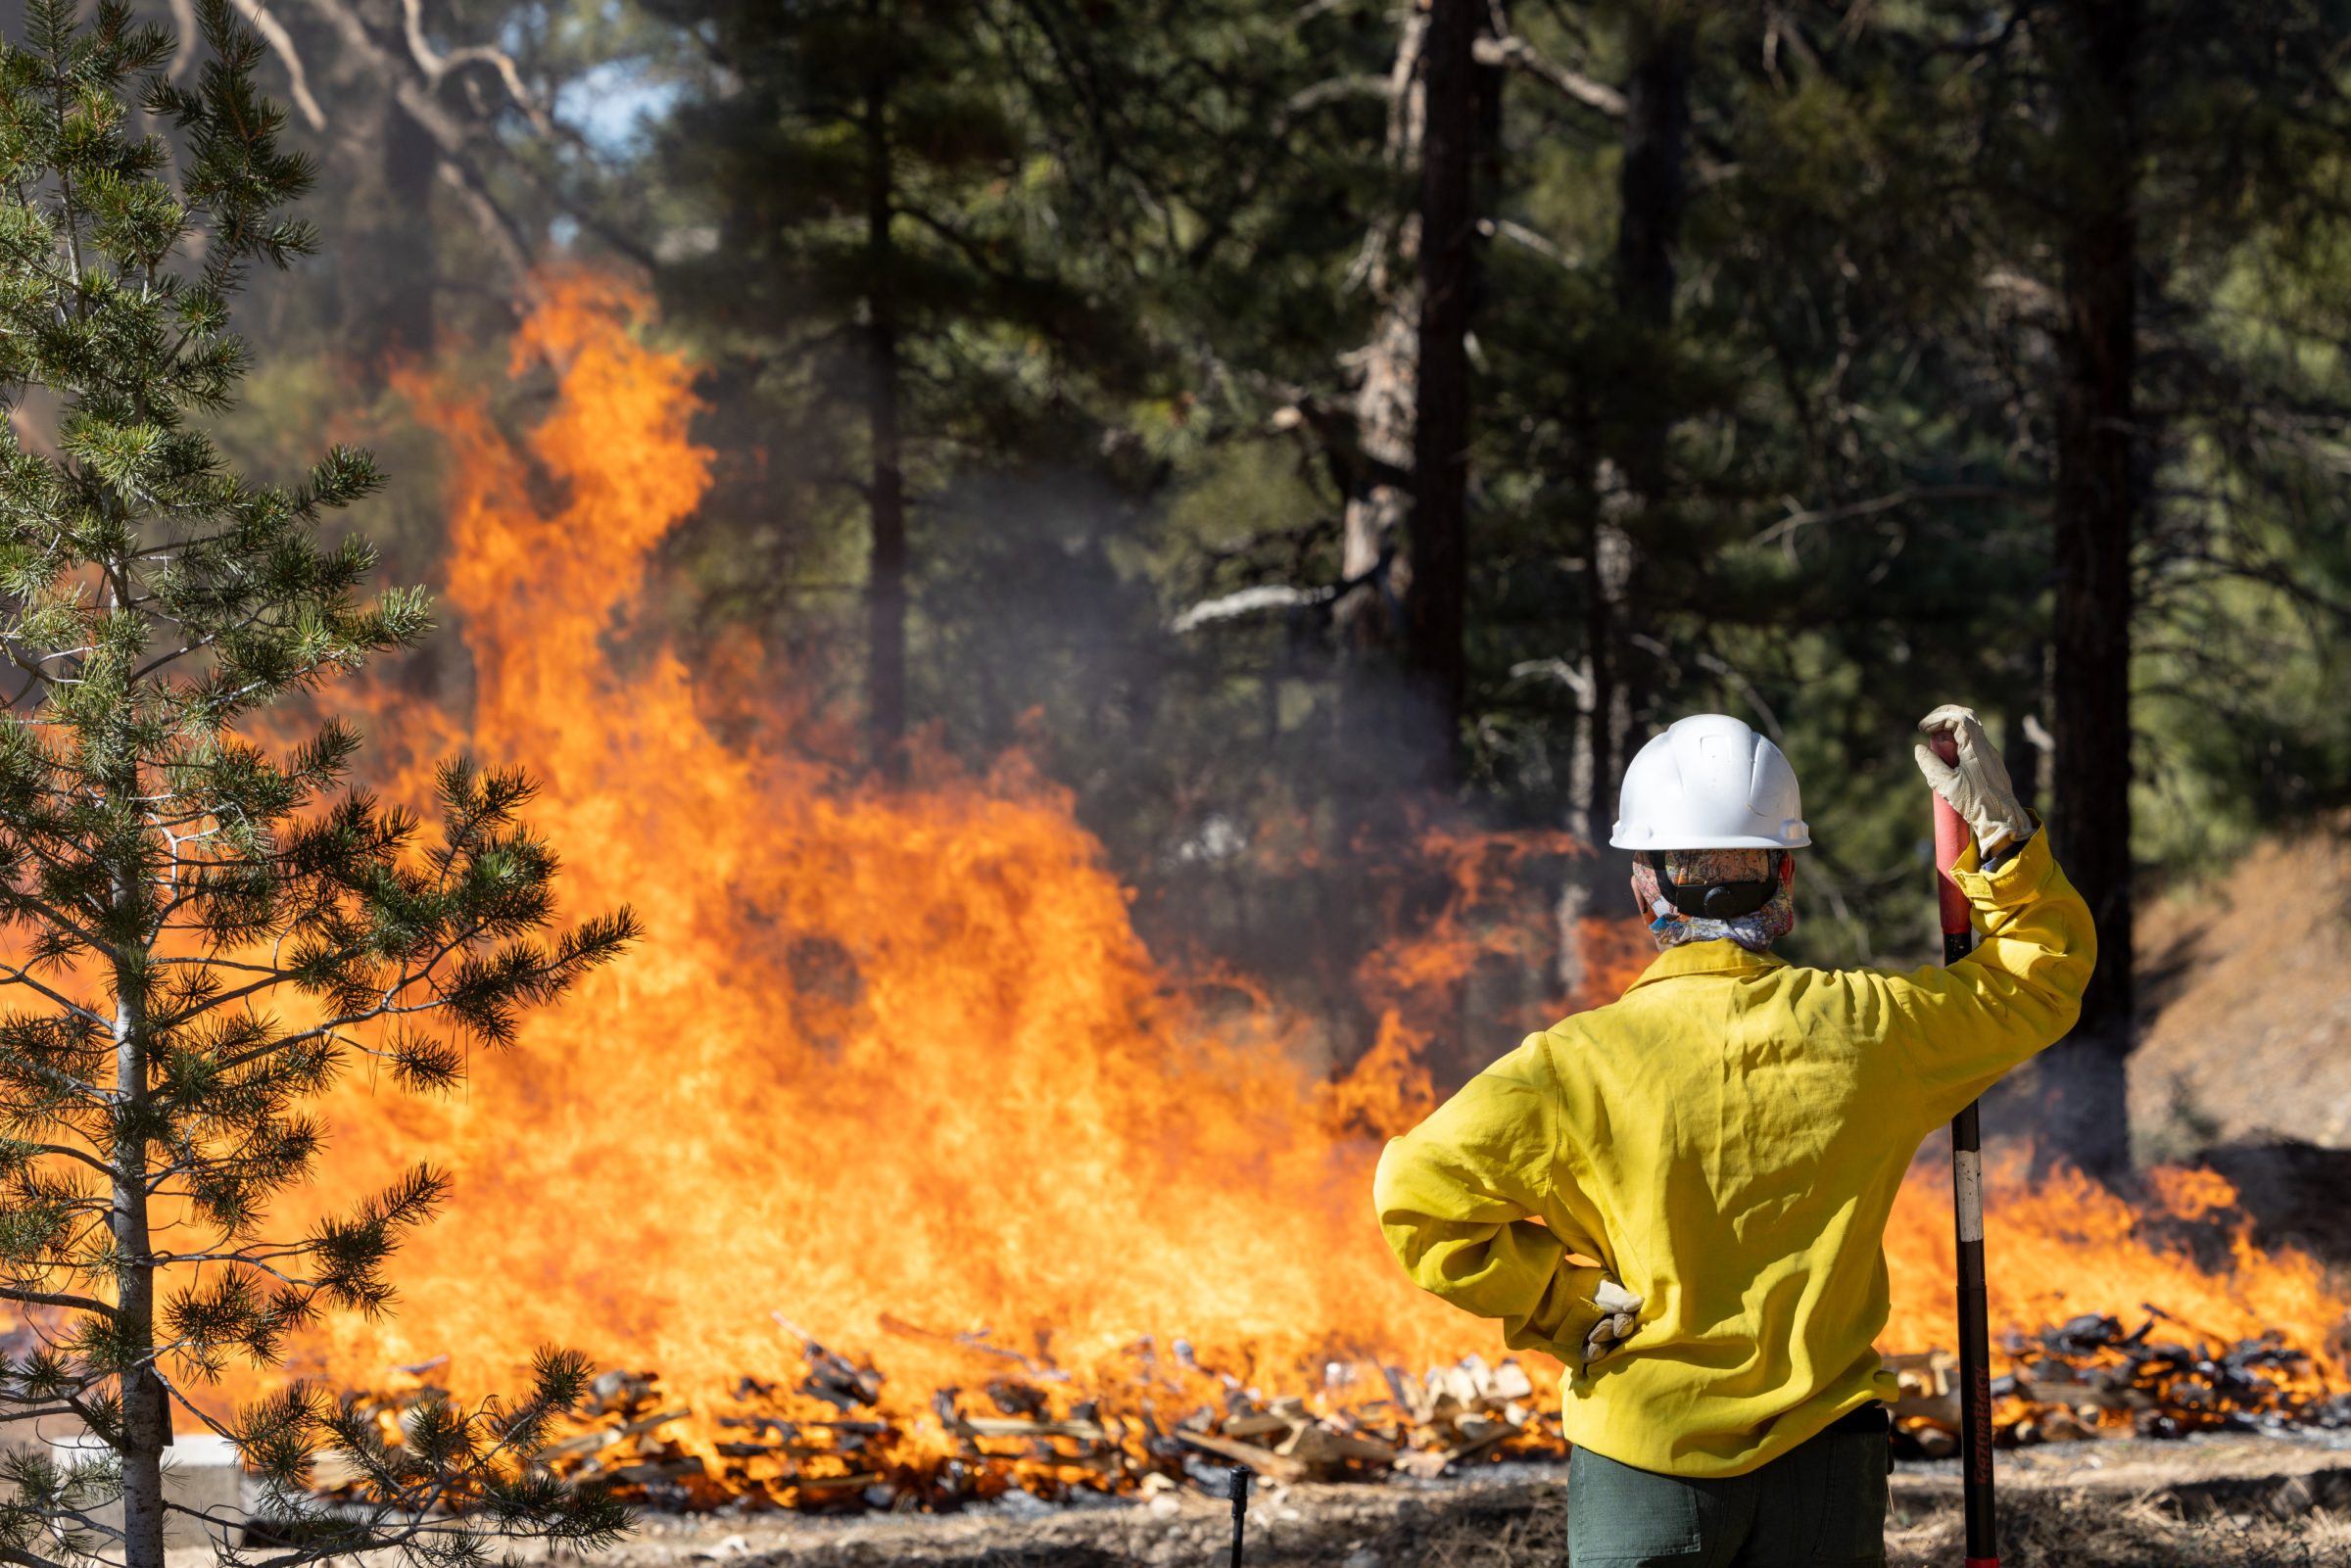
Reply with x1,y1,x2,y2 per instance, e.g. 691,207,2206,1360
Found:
0,4,635,1564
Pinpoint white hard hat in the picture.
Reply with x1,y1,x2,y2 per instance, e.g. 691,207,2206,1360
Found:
1609,714,1811,850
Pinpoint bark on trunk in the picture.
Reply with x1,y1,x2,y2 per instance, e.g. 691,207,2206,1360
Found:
863,38,909,784
1333,11,1428,659
377,103,440,357
1407,0,1478,789
2044,0,2139,1176
113,943,167,1568
340,72,438,386
1322,9,1442,1077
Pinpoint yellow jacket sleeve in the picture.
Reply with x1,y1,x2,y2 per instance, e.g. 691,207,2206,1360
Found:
1370,1037,1610,1363
1871,825,2098,1126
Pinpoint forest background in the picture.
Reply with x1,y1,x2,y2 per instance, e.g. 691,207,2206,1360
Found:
87,0,2351,1177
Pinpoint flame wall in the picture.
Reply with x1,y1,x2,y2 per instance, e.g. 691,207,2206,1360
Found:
264,276,1488,1423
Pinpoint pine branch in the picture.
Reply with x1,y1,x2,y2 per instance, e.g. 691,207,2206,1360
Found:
17,1146,115,1179
0,1287,116,1316
0,966,112,1030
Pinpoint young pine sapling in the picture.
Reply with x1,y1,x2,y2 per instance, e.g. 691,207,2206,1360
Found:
0,4,637,1566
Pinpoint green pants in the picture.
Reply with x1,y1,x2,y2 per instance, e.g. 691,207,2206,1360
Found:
1565,1427,1889,1567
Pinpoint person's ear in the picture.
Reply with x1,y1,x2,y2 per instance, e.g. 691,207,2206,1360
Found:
1630,873,1648,918
1780,854,1797,889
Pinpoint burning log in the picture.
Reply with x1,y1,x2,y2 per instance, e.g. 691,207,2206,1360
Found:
951,1415,1110,1443
540,1405,691,1459
1176,1431,1309,1483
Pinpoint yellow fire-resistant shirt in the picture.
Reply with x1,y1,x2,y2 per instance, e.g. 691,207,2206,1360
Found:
1372,828,2094,1478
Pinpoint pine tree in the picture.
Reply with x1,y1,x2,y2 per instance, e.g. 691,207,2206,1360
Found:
0,4,635,1565
642,0,1147,781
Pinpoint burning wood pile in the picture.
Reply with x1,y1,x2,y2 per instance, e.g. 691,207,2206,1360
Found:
1889,1307,2351,1458
316,1324,1578,1514
308,1300,2351,1516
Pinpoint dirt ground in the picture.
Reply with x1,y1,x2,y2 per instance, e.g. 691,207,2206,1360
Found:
442,1436,2351,1568
2132,825,2351,1159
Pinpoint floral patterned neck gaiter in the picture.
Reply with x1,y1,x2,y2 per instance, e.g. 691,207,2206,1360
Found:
1629,848,1798,954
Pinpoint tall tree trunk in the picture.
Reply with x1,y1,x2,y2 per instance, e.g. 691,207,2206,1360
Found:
862,33,909,784
375,103,440,360
1408,0,1478,789
113,925,167,1568
339,77,438,386
1323,10,1446,1079
2045,0,2138,1175
1560,14,1693,1001
1587,11,1693,834
1333,11,1428,662
1328,4,1425,851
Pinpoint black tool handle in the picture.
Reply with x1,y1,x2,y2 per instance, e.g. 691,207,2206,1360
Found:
1950,1088,1995,1567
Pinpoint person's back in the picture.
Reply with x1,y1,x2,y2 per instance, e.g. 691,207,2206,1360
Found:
1373,707,2093,1563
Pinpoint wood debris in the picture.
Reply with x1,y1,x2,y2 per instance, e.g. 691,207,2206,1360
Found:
304,1301,2351,1516
1890,1307,2351,1458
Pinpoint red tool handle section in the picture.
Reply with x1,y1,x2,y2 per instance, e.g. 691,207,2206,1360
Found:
1931,733,1971,939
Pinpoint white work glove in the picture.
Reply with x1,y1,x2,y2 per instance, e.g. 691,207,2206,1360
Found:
1913,704,2031,858
1583,1277,1643,1366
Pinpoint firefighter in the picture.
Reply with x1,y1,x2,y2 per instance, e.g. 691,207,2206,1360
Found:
1372,706,2093,1566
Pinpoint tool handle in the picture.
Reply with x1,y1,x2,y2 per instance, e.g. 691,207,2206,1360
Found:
1951,1096,1995,1568
1929,732,1972,946
1228,1467,1250,1568
1930,728,1997,1568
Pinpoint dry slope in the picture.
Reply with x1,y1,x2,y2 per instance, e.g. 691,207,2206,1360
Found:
2130,826,2351,1158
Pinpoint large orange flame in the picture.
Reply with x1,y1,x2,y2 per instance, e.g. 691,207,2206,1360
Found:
214,276,2340,1490
256,274,1505,1446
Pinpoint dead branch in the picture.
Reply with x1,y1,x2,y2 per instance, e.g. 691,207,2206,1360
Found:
1473,33,1627,119
228,0,327,131
284,0,538,293
400,0,552,134
1480,215,1572,268
1281,73,1395,119
1751,484,2031,549
166,0,199,82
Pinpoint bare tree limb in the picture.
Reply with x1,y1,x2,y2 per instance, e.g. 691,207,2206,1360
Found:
1170,549,1394,636
0,1285,117,1316
227,0,326,131
283,0,539,292
1280,74,1395,119
166,0,200,82
1511,654,1595,704
399,0,552,134
1171,583,1329,634
1474,33,1626,118
1480,215,1572,268
434,160,536,289
1751,484,2030,548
